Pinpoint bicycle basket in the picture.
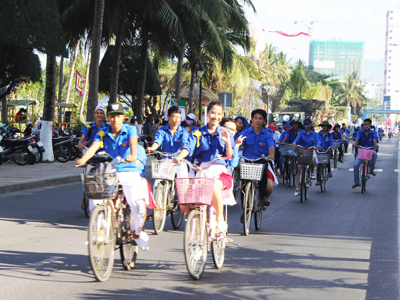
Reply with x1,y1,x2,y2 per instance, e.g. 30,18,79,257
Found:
358,148,373,161
240,163,265,181
333,140,342,148
151,159,176,180
297,148,313,165
317,153,330,164
83,162,119,199
174,177,214,206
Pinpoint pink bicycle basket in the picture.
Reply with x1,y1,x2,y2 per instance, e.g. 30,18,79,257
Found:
175,177,214,206
358,148,373,161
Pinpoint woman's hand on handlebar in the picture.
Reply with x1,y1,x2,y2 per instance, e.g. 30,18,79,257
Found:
145,147,153,153
76,158,85,166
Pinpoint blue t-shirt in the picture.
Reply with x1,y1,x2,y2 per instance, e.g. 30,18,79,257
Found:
352,131,358,141
153,125,189,155
332,131,342,141
284,128,302,144
356,129,377,148
136,145,147,177
294,130,320,148
94,124,141,172
318,131,334,149
241,127,275,159
229,147,240,168
278,130,287,143
81,122,107,147
184,125,235,165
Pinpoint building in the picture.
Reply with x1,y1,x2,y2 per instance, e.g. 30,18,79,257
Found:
364,83,384,102
309,40,365,82
383,6,400,110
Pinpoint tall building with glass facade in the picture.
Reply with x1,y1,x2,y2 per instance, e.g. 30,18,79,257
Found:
383,6,400,110
309,40,365,82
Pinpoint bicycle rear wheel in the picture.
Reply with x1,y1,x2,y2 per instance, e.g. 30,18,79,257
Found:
212,238,226,269
254,188,262,230
83,194,90,218
153,183,167,234
300,168,305,203
305,168,310,201
319,165,325,193
361,163,366,193
243,182,253,236
120,240,138,271
321,166,326,192
170,187,183,229
334,149,338,169
88,204,115,282
287,160,292,187
184,209,207,280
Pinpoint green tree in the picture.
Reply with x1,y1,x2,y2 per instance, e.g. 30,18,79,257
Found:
337,73,364,114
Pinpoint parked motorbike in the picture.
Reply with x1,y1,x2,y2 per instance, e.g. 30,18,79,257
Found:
0,134,36,165
25,134,45,163
52,136,73,162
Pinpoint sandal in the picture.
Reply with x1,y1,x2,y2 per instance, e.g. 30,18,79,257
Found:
294,189,300,196
352,183,361,189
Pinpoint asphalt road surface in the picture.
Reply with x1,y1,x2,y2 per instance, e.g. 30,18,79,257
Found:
0,138,399,299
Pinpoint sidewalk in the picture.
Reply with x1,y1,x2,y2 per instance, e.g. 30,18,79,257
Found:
0,157,155,194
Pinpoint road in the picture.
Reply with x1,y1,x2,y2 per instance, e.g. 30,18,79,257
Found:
0,138,398,299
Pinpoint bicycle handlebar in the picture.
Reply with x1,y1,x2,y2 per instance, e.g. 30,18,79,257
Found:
148,150,180,158
75,152,127,167
239,155,273,162
180,155,232,172
295,145,317,149
316,146,334,154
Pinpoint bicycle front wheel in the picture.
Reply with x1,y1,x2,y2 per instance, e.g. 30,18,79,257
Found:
321,166,326,193
300,168,306,203
243,182,253,236
88,204,115,282
83,194,90,218
184,209,207,280
153,183,167,234
254,187,262,231
361,163,366,193
212,238,226,269
170,189,183,229
333,149,338,169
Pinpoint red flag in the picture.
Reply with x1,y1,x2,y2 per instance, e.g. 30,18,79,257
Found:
268,31,310,37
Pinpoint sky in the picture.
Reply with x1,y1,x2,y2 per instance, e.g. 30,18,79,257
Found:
244,0,400,64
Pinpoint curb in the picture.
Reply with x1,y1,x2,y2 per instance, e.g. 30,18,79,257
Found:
0,175,82,195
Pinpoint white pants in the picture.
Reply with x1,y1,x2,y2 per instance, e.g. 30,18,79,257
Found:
89,171,147,234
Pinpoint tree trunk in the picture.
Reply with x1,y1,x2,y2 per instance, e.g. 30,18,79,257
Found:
57,56,64,123
135,28,149,123
174,44,185,99
80,44,92,122
0,86,8,125
109,17,126,105
86,0,105,123
40,54,56,162
188,65,196,113
65,41,80,104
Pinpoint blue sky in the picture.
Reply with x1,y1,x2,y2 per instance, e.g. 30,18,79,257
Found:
244,0,399,63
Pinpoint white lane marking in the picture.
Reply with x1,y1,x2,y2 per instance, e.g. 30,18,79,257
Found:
348,168,383,172
398,137,400,293
395,169,399,172
30,256,63,267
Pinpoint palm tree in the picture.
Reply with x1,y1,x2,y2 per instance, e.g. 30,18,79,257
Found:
337,73,364,114
40,54,57,162
86,0,105,122
286,63,309,100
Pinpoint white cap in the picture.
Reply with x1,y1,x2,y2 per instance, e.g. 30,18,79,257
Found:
94,104,106,114
187,113,196,120
27,122,32,125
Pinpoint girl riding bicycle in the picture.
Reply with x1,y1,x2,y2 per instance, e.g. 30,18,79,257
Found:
173,101,234,233
76,103,150,251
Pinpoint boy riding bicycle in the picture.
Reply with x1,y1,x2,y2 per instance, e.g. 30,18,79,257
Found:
76,103,150,251
316,121,334,186
352,118,379,189
240,109,276,207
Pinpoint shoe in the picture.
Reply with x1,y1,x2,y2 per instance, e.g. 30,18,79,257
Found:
240,213,244,223
315,181,321,186
369,170,376,176
352,183,361,189
140,231,149,242
294,189,300,196
310,174,316,180
327,173,333,178
133,236,149,251
265,197,271,207
339,159,344,163
217,221,227,233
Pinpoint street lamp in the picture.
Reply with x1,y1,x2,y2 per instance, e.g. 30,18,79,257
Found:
197,64,205,124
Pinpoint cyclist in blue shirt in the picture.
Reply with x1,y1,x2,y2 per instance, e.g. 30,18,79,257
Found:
332,124,344,163
146,106,189,155
291,118,320,196
234,115,250,140
281,119,302,144
316,121,334,186
76,103,150,251
174,101,234,233
352,118,379,189
77,104,107,151
241,109,276,207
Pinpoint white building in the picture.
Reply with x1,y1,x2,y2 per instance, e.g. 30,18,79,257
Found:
364,83,384,102
384,6,400,110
